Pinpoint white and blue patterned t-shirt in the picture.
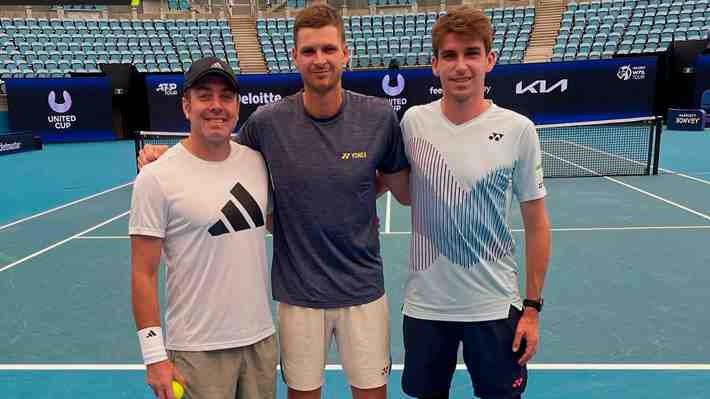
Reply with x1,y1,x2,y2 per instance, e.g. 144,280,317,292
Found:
401,100,546,322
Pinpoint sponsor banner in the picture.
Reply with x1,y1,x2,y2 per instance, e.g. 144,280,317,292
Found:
145,73,303,133
146,56,658,131
667,109,706,131
5,77,114,142
696,55,710,126
485,56,656,124
0,133,42,156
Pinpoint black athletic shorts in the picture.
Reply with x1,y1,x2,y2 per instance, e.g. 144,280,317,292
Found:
402,306,528,399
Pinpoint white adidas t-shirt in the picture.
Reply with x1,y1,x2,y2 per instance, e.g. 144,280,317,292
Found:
129,141,275,351
401,101,547,322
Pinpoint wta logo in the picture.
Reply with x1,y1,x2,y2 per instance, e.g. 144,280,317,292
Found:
382,73,405,97
617,65,633,81
48,90,72,113
617,65,646,81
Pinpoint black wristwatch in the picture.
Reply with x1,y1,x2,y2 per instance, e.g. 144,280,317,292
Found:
523,298,544,312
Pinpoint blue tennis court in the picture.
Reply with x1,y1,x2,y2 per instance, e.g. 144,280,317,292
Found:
1,128,709,398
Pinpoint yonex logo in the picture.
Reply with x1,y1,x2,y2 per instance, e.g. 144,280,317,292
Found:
341,151,367,160
382,73,405,97
48,90,72,113
617,65,633,80
489,132,504,141
209,182,264,236
146,330,157,338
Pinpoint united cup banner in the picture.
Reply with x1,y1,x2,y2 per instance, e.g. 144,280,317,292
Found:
6,77,114,142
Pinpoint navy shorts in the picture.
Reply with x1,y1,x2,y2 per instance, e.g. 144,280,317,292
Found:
402,306,527,399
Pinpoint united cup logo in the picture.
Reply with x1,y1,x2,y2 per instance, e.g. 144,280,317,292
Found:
47,90,77,130
48,90,72,113
382,74,405,97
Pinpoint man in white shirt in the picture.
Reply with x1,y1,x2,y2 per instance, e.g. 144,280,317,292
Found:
130,57,277,399
397,7,551,399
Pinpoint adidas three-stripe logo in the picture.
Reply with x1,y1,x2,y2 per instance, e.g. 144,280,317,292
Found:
209,183,264,236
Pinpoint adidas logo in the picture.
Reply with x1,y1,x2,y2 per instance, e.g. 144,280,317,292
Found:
209,182,264,236
146,330,157,338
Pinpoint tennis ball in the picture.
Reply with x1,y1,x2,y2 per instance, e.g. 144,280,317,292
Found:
172,380,184,399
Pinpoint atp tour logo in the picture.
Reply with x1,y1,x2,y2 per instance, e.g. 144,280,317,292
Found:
47,90,77,130
617,65,646,81
381,73,407,112
156,83,178,96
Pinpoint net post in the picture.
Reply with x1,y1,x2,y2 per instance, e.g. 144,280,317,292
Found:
134,130,144,174
652,116,663,175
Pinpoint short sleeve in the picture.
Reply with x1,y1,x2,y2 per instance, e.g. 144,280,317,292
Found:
513,123,547,202
267,170,274,215
236,113,260,152
377,105,410,174
129,169,168,238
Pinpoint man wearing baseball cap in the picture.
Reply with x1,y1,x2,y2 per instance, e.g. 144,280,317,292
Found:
130,56,277,399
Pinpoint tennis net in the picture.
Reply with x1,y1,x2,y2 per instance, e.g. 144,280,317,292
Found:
537,116,661,178
136,116,662,178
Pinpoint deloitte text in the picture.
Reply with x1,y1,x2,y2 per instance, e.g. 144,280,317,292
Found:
240,92,282,105
0,142,21,152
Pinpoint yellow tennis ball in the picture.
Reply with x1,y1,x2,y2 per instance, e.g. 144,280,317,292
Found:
172,380,184,399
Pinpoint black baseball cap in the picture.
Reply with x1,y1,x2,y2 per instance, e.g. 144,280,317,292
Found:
183,56,240,93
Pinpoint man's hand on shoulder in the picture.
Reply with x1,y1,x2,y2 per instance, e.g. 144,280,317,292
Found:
138,145,170,170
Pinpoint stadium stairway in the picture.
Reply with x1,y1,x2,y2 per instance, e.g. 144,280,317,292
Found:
525,0,565,63
230,15,267,73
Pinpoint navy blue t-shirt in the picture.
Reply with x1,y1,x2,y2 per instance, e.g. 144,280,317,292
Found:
238,90,409,308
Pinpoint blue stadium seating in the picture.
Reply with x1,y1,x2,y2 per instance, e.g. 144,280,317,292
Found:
552,0,710,62
258,6,535,73
0,17,238,78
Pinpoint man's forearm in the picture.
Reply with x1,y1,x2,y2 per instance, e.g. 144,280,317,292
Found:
132,271,161,329
524,226,550,299
380,168,411,205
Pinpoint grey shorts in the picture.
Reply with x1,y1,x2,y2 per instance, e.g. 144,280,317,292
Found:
168,334,278,399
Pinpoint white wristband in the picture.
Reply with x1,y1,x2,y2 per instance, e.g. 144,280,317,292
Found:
137,327,168,365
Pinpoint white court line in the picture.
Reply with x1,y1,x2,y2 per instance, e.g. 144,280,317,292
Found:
1,363,709,371
380,226,710,233
76,236,131,240
76,225,710,240
659,167,710,185
532,225,710,232
0,182,133,232
385,192,392,234
0,211,130,273
543,151,710,222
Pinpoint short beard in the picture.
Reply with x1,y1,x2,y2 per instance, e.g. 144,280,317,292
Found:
303,73,341,95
